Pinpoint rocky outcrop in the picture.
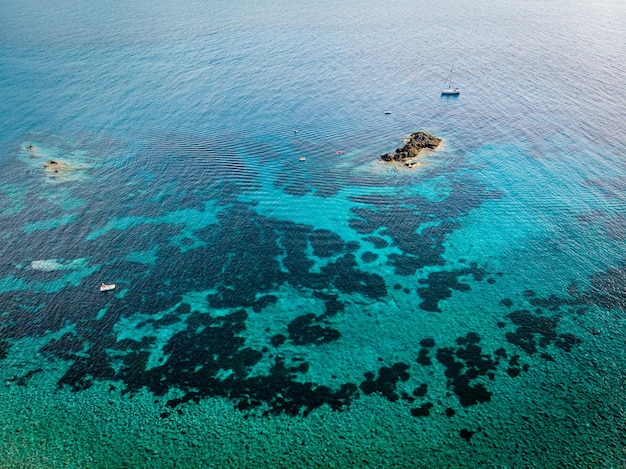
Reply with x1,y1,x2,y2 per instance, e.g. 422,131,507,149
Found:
44,159,74,174
380,132,442,163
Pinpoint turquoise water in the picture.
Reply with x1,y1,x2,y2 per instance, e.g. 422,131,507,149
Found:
1,0,625,467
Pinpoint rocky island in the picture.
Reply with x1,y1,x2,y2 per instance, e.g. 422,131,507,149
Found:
380,131,442,167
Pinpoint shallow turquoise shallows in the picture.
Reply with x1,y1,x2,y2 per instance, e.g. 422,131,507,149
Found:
1,0,625,467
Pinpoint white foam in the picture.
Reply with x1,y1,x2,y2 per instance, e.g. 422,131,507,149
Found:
30,258,88,271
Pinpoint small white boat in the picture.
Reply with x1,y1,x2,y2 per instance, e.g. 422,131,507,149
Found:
100,283,116,292
299,156,306,161
441,87,460,96
441,66,460,96
384,110,392,114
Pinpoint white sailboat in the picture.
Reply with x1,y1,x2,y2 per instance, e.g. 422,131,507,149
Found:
441,66,460,96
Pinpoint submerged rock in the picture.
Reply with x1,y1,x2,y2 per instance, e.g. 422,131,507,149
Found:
380,131,442,163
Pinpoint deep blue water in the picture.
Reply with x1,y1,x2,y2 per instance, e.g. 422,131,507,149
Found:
1,0,625,467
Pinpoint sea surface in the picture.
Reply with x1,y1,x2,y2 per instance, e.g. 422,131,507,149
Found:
1,0,625,467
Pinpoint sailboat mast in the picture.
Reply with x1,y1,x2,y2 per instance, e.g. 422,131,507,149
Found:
441,65,460,95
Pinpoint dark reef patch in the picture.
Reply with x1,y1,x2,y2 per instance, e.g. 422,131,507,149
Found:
501,287,587,361
410,402,434,417
345,241,360,253
506,367,521,378
413,383,428,397
554,333,583,352
319,253,387,299
506,355,528,378
360,363,410,402
417,348,433,366
270,334,286,347
361,251,378,263
494,347,507,358
388,253,439,276
456,332,481,345
314,291,345,319
417,264,488,312
435,333,495,407
309,229,345,258
287,313,341,345
252,295,279,313
420,338,435,348
364,236,388,248
460,428,480,442
505,310,559,355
